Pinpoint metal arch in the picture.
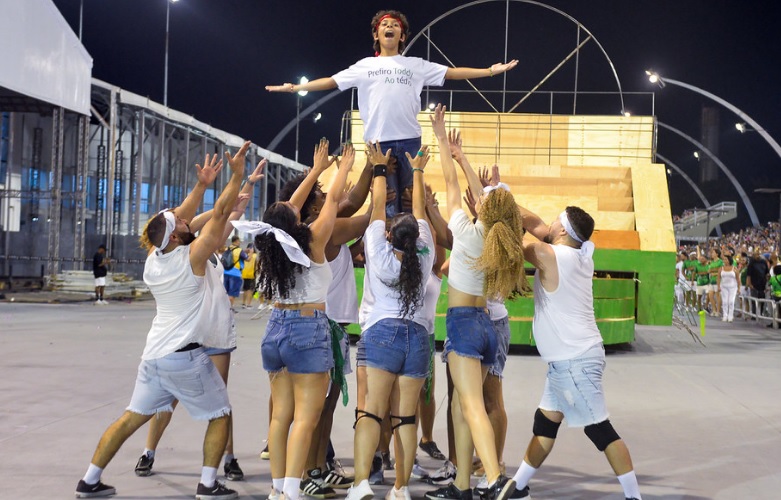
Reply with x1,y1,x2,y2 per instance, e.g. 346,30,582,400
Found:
655,152,722,237
265,0,627,152
657,121,760,227
403,0,626,113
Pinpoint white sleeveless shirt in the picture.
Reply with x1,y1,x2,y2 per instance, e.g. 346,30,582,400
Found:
418,272,443,335
532,245,603,362
199,254,236,350
275,259,332,304
142,245,206,360
326,244,359,324
720,268,738,289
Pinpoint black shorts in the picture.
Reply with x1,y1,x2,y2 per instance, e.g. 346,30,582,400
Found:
242,278,255,292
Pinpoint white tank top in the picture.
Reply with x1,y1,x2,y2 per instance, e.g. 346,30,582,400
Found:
720,268,738,289
487,299,508,321
199,254,236,350
276,258,332,304
326,244,359,323
532,245,603,362
142,245,206,360
418,272,443,335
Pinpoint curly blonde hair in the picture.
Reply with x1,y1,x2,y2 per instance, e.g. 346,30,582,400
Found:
474,189,530,300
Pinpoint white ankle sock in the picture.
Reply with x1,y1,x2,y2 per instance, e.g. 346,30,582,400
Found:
83,463,103,484
283,476,301,500
617,470,641,499
272,478,284,492
511,461,538,489
143,448,155,458
200,466,218,488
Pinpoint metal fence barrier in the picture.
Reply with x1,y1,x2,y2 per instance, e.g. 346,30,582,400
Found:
737,294,779,328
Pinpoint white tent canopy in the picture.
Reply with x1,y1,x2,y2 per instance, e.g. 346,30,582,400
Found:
0,0,92,115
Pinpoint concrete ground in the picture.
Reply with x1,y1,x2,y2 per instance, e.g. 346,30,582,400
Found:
2,298,780,499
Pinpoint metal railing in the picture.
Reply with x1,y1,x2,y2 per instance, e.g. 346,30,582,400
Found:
737,294,779,328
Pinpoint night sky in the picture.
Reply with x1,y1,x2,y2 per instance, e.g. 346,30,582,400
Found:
51,0,781,230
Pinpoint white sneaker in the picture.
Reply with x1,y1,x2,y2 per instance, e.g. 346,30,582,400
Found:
385,486,411,500
101,300,109,305
268,489,285,500
345,479,373,500
411,458,430,479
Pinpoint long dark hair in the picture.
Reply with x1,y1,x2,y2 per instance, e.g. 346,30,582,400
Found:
254,202,312,300
387,213,423,318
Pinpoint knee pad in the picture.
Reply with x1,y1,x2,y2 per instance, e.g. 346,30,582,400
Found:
584,419,621,451
354,408,383,430
532,408,561,439
390,414,416,431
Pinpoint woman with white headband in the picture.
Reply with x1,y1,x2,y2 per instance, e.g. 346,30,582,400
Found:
237,140,354,500
425,104,527,500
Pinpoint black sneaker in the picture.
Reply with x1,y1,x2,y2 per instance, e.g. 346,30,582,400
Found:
425,483,472,500
195,481,238,500
482,475,515,500
134,454,154,476
224,458,244,481
419,440,447,460
323,465,354,489
368,454,384,485
382,451,393,471
475,483,529,499
301,469,337,499
75,479,116,498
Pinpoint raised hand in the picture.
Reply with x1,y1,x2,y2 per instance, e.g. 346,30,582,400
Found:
249,159,267,184
490,59,519,76
478,166,491,188
224,141,251,176
428,104,448,139
491,164,501,185
195,153,224,186
365,141,392,166
463,187,478,219
313,138,336,173
448,129,463,162
405,145,431,171
338,142,356,172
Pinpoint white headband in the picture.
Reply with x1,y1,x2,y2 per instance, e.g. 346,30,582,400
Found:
482,182,511,195
231,220,311,267
559,211,595,258
155,210,176,250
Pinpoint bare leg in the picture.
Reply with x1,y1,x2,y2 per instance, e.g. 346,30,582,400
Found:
203,415,230,467
354,367,395,483
269,370,295,480
523,409,563,468
305,383,341,472
446,367,455,463
286,372,329,478
143,403,177,451
391,375,426,489
90,411,153,468
483,374,507,464
209,353,234,456
604,439,634,476
448,353,501,488
418,368,436,444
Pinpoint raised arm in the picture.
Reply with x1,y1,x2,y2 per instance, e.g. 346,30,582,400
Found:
189,141,250,272
265,77,337,94
518,205,550,242
405,146,431,221
429,104,462,217
447,129,483,209
289,139,334,211
425,186,453,250
310,143,355,260
365,141,392,224
337,156,374,217
445,60,518,80
173,152,223,222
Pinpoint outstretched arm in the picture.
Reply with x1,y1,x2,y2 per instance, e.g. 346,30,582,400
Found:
266,77,337,94
425,186,453,250
445,60,518,80
337,156,373,217
519,205,550,242
447,129,483,211
310,144,355,260
405,146,431,221
289,139,334,211
365,141,392,224
189,141,250,272
429,105,462,217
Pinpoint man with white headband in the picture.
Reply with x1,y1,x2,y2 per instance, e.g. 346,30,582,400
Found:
509,205,642,500
74,141,250,500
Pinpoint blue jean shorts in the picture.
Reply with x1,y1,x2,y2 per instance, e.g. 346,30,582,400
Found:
261,308,334,374
539,343,609,427
442,307,497,365
203,345,237,357
127,348,231,421
488,316,510,378
223,274,242,298
358,318,431,378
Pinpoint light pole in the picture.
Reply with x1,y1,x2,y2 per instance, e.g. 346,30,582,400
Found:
163,0,179,108
646,70,781,164
294,76,309,164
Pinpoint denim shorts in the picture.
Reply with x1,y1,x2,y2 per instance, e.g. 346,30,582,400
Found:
442,307,497,365
358,318,431,378
488,316,510,378
127,348,231,421
539,344,609,427
261,308,334,374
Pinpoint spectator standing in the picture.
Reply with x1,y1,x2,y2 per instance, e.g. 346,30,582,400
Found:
93,244,110,305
